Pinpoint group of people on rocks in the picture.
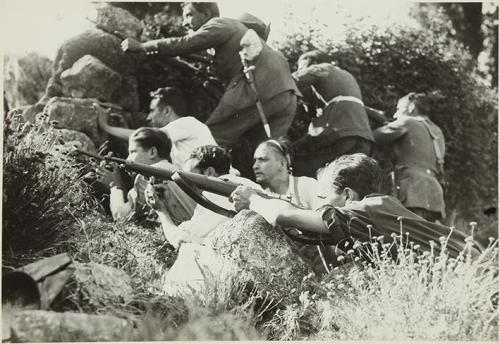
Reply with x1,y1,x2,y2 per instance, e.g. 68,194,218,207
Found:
94,2,476,287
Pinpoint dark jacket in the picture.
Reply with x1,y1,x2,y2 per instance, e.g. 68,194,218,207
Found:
321,194,477,258
292,63,374,145
373,115,446,217
143,17,299,123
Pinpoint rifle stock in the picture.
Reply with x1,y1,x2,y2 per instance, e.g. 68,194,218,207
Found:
75,149,297,206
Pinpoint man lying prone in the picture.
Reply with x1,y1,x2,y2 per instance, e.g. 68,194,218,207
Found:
231,153,480,271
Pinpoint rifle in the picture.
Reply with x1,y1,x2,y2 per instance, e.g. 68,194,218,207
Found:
75,148,304,217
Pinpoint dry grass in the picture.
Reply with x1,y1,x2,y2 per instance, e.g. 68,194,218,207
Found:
265,228,499,341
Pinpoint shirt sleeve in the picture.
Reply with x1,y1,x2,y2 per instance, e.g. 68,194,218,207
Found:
162,118,191,142
142,18,233,56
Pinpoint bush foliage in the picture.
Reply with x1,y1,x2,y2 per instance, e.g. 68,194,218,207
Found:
274,12,498,223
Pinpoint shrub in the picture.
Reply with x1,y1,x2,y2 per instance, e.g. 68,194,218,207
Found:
2,119,97,266
275,11,498,222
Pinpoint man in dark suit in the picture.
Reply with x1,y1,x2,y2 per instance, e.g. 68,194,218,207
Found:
373,92,446,222
291,50,374,178
122,2,299,177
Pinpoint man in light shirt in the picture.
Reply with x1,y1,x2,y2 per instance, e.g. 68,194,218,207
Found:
98,86,217,169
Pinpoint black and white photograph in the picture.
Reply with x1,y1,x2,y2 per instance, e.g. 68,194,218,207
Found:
1,0,498,341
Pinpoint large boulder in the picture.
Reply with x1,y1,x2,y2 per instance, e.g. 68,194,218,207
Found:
7,310,134,342
205,210,312,300
40,28,139,116
59,262,133,312
42,97,130,146
95,5,142,39
57,129,97,152
60,55,122,101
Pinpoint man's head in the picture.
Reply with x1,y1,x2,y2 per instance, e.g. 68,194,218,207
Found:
317,153,382,207
127,127,172,165
253,138,293,186
394,92,430,119
297,50,331,71
147,87,188,127
181,2,220,32
183,145,231,177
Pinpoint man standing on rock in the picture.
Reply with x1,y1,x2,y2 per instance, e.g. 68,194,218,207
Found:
121,2,300,178
373,92,446,222
291,50,374,178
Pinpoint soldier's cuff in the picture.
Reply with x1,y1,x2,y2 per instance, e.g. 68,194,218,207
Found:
142,41,160,56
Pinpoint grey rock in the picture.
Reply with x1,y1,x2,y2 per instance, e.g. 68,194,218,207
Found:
63,262,134,311
205,210,312,301
57,129,97,152
42,97,128,146
8,310,134,342
60,55,122,102
40,28,139,113
95,5,142,39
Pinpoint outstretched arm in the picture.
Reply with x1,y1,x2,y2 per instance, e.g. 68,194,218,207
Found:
97,110,134,142
122,18,232,57
231,186,329,233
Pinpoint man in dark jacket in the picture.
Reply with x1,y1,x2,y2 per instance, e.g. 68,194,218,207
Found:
122,2,299,177
373,92,446,222
291,50,374,178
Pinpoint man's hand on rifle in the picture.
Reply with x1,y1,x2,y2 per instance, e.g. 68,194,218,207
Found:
145,180,169,213
121,38,145,53
230,185,257,212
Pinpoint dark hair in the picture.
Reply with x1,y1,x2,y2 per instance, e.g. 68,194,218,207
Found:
150,87,188,117
319,153,382,198
405,92,430,116
181,2,220,18
130,127,172,160
260,137,294,172
298,50,331,65
188,145,231,176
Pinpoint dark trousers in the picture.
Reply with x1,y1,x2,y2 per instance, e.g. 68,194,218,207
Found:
208,91,297,179
293,136,373,178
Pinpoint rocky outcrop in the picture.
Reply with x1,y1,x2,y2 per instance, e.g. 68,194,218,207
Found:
40,27,139,114
56,129,97,152
41,97,125,146
95,5,142,39
61,262,133,312
60,55,122,101
7,310,134,342
205,210,312,301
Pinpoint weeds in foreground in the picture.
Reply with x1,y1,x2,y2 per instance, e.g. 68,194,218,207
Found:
265,229,499,341
2,115,97,265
